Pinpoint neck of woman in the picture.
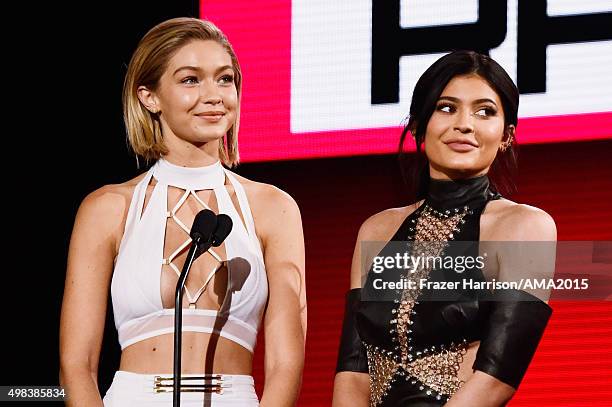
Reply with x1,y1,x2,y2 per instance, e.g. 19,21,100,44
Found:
162,138,222,168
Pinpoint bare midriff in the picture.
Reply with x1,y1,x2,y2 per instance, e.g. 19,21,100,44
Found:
119,332,253,375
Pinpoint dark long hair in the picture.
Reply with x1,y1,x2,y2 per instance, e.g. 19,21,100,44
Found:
399,50,519,201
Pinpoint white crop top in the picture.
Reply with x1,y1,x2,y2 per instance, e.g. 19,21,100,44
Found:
111,159,268,352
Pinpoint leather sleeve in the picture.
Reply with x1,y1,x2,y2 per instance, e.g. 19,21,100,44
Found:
336,288,369,373
473,289,552,388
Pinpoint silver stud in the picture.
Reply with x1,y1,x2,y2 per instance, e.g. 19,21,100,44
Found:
426,390,432,395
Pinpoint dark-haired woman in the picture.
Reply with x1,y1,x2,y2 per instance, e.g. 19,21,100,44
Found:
333,50,555,406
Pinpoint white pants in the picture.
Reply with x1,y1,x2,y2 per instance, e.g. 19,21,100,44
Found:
103,371,259,406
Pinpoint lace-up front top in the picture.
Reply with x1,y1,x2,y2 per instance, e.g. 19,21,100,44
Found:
111,159,268,352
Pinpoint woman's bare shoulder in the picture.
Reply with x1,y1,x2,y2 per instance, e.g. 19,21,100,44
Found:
485,198,557,241
225,171,301,246
76,172,148,228
226,171,298,211
358,201,423,242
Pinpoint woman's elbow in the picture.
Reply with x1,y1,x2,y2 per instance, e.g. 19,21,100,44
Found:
333,371,369,407
59,353,98,386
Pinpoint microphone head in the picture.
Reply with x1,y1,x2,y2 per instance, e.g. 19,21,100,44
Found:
190,209,217,243
212,214,233,247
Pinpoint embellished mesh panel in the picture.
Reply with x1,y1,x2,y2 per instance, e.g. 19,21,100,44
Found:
366,204,471,406
404,341,467,396
365,344,399,406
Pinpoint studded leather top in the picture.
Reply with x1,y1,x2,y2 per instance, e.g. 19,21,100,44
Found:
355,175,500,406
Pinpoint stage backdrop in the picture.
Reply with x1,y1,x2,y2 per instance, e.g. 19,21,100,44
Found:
201,0,612,162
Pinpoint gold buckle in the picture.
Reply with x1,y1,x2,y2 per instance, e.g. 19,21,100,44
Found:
153,374,229,394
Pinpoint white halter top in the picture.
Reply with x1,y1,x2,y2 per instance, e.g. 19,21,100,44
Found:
111,158,268,352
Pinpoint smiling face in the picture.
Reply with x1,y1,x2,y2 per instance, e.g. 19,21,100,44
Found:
141,39,238,152
423,74,513,180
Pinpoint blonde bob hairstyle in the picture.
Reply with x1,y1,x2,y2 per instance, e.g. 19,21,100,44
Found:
123,17,241,166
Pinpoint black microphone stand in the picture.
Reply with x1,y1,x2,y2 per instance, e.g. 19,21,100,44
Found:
173,234,214,406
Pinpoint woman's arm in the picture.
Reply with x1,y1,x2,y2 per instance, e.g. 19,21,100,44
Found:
333,209,405,406
333,372,370,407
256,185,306,407
444,371,515,406
446,205,557,406
59,187,126,406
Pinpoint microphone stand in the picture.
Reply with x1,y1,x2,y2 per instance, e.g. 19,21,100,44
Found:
173,234,213,406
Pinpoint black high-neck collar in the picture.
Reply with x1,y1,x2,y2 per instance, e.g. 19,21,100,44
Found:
426,174,493,211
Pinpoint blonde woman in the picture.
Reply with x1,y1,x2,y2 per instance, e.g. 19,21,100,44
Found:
60,17,306,406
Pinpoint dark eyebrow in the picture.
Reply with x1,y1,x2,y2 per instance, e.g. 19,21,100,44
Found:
438,96,498,106
173,65,234,76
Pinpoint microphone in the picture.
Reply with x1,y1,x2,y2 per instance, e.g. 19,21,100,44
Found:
190,209,218,246
173,209,217,406
194,213,233,258
212,214,233,247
